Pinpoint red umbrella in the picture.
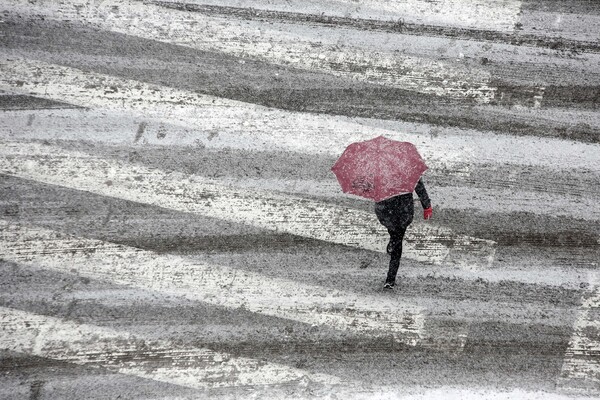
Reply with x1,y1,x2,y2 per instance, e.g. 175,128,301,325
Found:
331,135,428,202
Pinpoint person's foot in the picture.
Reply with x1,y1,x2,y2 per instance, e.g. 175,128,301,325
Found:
383,282,395,289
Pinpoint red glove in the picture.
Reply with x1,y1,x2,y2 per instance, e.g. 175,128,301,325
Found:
424,207,433,220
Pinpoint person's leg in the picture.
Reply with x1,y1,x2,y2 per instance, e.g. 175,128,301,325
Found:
385,226,407,286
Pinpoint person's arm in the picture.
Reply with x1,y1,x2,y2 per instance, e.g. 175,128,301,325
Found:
415,178,432,219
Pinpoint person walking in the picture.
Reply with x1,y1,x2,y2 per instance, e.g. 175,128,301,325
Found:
331,136,432,290
374,178,432,289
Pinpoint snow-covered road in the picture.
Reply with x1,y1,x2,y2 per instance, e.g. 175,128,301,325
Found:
0,0,599,398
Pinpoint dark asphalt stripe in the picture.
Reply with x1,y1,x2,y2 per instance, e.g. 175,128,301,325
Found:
463,320,572,354
491,82,600,110
438,209,600,249
0,360,203,398
148,1,600,53
521,0,600,15
114,233,320,253
484,60,599,88
3,18,599,143
0,94,82,110
0,352,95,373
542,86,600,109
231,348,568,393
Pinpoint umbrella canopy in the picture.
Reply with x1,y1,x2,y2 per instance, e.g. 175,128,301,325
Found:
331,136,428,202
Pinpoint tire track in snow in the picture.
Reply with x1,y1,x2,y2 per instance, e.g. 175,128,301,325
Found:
175,0,524,32
2,106,599,200
2,141,595,319
1,57,598,171
0,140,495,267
0,306,342,390
149,0,600,52
0,221,426,345
1,172,593,294
2,39,597,140
2,0,497,101
2,106,597,221
1,220,586,360
340,387,600,400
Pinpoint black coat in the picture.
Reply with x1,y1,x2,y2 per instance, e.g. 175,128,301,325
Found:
374,179,431,230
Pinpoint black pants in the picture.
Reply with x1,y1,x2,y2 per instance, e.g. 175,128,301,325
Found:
385,226,407,284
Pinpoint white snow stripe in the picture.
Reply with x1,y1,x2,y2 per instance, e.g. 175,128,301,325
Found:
145,0,523,32
121,0,600,76
333,0,523,32
1,57,598,172
0,140,495,267
0,306,342,389
558,274,600,393
2,0,496,100
0,221,425,345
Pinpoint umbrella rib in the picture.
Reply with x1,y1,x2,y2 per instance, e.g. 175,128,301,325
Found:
375,138,385,200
